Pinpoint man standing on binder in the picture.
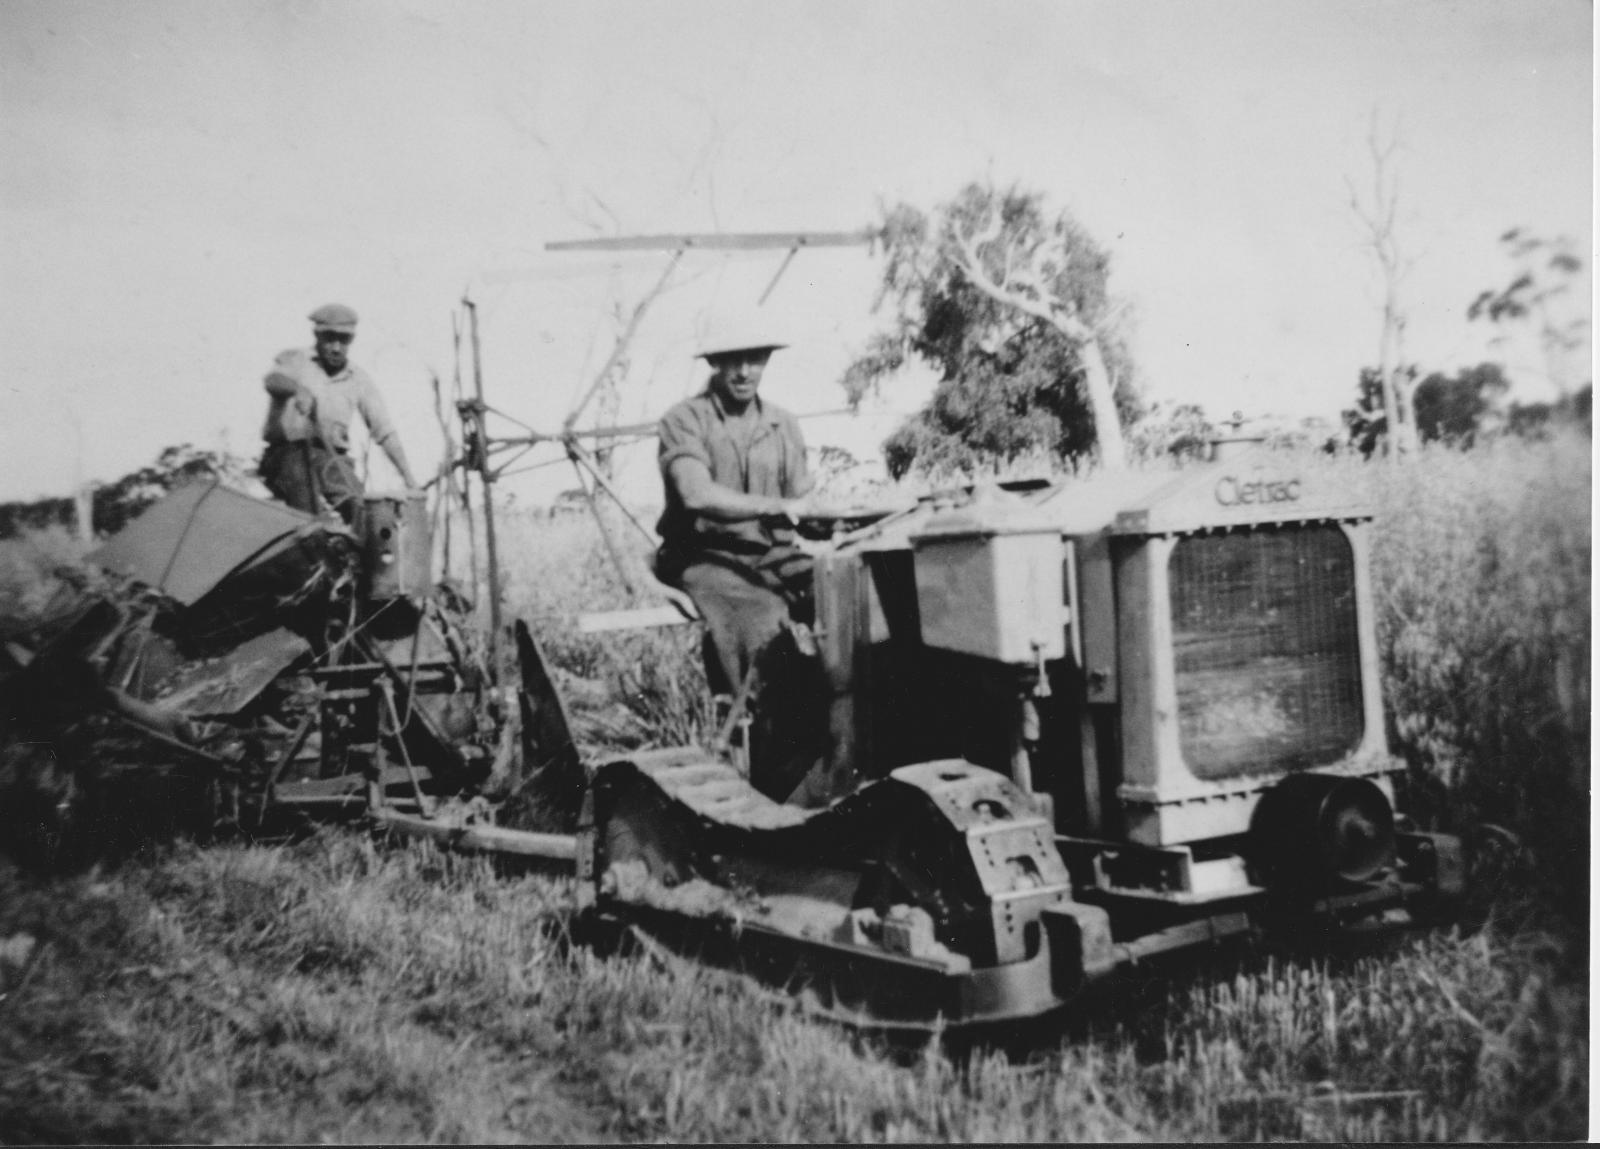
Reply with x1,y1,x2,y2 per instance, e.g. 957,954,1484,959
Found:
258,303,418,521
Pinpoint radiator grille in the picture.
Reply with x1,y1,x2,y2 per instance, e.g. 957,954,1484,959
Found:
1169,525,1363,779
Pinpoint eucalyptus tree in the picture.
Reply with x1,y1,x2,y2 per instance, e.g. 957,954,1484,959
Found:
844,182,1139,477
1469,230,1590,400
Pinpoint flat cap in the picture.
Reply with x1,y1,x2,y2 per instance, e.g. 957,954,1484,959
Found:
309,303,359,333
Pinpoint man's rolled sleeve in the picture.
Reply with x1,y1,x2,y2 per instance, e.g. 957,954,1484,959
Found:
355,373,399,446
658,404,713,474
265,349,311,396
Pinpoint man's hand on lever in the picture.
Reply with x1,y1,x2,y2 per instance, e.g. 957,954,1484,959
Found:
769,492,913,539
771,494,813,527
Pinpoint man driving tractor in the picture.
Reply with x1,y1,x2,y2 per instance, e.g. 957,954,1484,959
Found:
653,318,827,800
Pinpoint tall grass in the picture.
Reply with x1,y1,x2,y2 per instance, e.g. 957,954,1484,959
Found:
0,833,1583,1142
1363,433,1590,917
479,504,715,751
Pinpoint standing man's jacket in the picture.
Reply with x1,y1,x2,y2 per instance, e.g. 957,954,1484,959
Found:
262,348,405,463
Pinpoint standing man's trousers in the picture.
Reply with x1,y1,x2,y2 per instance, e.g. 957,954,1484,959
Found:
259,440,362,522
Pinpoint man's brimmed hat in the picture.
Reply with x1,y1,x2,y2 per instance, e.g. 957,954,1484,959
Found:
695,313,788,361
309,303,359,334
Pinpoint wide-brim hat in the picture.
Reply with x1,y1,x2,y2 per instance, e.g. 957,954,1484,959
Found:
695,313,789,360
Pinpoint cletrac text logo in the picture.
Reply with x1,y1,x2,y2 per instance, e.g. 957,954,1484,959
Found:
1214,474,1302,508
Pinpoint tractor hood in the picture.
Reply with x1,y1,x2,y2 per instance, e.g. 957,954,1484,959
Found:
839,447,1372,553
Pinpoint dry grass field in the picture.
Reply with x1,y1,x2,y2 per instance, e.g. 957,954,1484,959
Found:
0,433,1588,1142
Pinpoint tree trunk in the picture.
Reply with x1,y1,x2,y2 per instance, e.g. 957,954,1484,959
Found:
74,483,95,544
1075,336,1127,471
1393,372,1420,452
1377,290,1417,455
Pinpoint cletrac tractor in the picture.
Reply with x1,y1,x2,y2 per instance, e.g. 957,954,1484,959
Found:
578,437,1464,1027
0,438,1463,1031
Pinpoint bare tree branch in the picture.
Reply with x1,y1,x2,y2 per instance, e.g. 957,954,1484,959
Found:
1348,109,1419,455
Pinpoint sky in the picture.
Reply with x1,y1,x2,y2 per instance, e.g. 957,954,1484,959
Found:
0,0,1591,505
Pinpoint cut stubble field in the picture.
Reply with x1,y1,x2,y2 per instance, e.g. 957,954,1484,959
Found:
0,434,1588,1142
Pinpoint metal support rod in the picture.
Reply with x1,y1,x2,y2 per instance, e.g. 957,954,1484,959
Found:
449,312,481,611
371,806,578,862
480,420,653,448
257,713,316,823
562,436,662,550
713,660,764,762
547,229,878,253
102,711,227,767
465,298,503,675
565,444,637,598
564,248,684,433
489,406,859,454
432,374,454,577
1010,677,1042,795
378,677,433,816
367,732,385,810
355,634,464,775
758,245,800,305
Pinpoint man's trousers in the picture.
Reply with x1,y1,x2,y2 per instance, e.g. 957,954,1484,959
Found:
677,559,828,803
259,441,361,522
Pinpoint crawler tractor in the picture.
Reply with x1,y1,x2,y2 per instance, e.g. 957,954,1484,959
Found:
578,437,1463,1026
0,437,1462,1029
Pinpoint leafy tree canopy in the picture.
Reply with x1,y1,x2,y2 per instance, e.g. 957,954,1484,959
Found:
845,183,1141,479
1468,229,1591,397
1412,363,1510,446
1125,401,1215,463
1342,361,1588,455
1502,385,1592,440
1468,230,1586,326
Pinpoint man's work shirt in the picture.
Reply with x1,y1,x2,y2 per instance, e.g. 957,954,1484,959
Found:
261,348,402,456
655,390,810,562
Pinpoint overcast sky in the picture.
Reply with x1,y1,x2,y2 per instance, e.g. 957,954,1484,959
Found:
1,0,1591,503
